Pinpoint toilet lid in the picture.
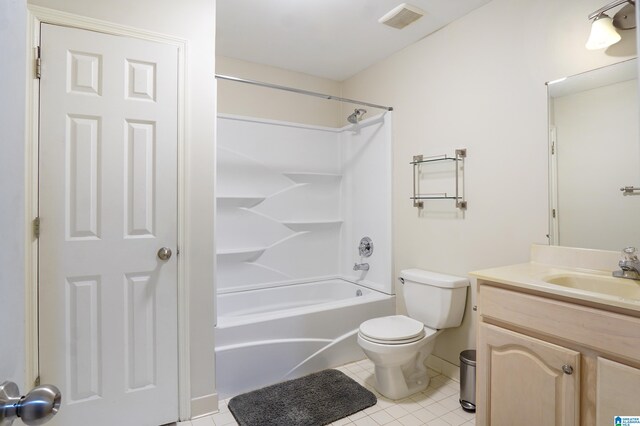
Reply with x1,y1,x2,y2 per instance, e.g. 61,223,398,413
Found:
359,315,426,343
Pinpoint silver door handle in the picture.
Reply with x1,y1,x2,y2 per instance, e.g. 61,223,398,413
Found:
157,247,172,261
0,381,61,425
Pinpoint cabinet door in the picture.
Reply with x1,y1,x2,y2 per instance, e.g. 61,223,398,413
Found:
477,323,580,426
596,357,640,425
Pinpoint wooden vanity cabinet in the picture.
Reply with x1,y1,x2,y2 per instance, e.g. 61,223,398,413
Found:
476,281,640,426
595,357,640,424
478,323,580,425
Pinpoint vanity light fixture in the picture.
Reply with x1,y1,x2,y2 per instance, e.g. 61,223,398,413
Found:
586,0,636,50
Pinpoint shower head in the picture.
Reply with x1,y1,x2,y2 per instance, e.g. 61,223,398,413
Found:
347,108,367,124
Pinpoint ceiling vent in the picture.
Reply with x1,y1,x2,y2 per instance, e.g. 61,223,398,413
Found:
378,3,426,29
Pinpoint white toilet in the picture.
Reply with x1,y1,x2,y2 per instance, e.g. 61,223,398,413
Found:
357,269,469,400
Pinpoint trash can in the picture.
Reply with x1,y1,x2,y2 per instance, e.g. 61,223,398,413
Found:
459,349,476,412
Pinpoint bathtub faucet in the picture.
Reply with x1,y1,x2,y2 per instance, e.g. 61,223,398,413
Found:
353,262,370,271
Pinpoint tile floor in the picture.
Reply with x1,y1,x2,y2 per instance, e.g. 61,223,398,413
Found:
180,358,475,426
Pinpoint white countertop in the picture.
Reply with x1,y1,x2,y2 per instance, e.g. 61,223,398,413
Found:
470,245,640,313
471,261,640,313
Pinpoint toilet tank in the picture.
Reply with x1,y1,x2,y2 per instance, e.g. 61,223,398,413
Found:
400,269,469,329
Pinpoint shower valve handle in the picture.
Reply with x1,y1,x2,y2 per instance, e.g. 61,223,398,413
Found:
358,237,373,257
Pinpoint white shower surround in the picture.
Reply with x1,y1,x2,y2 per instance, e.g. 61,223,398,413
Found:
216,112,393,294
215,112,394,397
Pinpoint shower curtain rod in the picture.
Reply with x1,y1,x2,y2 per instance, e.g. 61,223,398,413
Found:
215,74,394,111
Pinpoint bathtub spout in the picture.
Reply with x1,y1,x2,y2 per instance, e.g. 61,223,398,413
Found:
353,262,370,271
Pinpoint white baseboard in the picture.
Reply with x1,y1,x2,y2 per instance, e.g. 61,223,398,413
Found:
426,354,461,382
190,393,219,419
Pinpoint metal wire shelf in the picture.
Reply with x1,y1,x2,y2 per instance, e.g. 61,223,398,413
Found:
411,149,467,210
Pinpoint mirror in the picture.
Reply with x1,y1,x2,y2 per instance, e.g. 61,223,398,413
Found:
547,58,639,251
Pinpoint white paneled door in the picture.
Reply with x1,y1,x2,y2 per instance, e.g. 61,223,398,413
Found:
38,23,179,426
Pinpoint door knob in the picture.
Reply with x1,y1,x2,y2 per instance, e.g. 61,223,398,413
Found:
0,381,61,426
157,247,172,261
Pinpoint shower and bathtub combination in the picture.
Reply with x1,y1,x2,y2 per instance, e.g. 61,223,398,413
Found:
214,76,394,398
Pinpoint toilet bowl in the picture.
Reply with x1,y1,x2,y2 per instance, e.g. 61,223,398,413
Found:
358,315,442,399
357,269,469,400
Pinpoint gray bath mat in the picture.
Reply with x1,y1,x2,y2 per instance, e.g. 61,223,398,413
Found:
228,369,377,426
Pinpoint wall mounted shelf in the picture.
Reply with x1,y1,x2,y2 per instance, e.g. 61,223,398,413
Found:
410,149,467,210
282,220,343,231
216,196,266,208
283,172,343,184
216,247,267,262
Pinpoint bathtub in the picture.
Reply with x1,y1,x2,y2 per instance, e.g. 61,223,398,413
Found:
215,278,394,398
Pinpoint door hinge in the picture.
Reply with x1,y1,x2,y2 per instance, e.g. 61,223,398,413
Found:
35,46,41,79
552,209,556,218
33,217,41,239
34,375,40,386
551,141,555,155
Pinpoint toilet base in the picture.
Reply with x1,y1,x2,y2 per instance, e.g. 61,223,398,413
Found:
374,364,430,400
371,343,431,400
357,323,441,400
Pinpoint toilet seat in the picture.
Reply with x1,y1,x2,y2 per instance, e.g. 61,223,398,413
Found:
359,315,436,345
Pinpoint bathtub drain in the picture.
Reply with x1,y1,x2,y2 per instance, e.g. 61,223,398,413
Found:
356,289,363,297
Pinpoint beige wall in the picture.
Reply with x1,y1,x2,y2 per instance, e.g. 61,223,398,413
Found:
27,0,217,415
342,0,636,366
217,56,342,127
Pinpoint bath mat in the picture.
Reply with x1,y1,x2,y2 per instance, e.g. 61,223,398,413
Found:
228,369,377,426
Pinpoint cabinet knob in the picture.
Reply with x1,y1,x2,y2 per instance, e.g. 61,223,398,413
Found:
562,364,573,375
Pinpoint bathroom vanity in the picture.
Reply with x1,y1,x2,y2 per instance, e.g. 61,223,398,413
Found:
471,245,640,426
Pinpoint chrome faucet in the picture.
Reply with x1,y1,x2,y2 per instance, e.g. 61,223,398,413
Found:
353,262,370,271
613,247,640,280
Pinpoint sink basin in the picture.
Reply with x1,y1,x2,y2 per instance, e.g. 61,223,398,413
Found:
544,273,640,300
